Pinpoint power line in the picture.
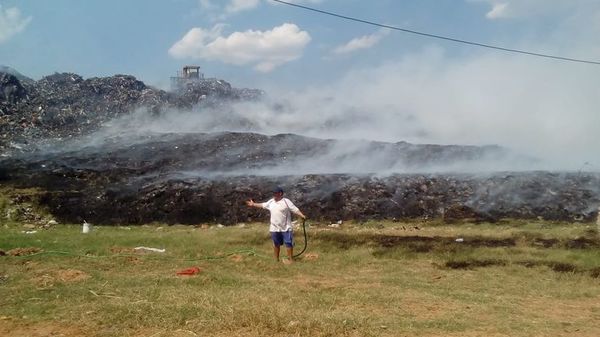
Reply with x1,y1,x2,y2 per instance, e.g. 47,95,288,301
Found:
271,0,600,66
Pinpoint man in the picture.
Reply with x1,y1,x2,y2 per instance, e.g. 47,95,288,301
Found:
246,186,306,264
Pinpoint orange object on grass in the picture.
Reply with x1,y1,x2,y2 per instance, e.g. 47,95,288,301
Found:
176,266,201,276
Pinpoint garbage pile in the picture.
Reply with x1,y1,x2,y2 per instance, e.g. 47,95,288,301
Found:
1,131,598,225
175,79,264,109
0,69,263,153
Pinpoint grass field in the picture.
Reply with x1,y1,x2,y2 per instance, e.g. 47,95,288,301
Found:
1,220,599,336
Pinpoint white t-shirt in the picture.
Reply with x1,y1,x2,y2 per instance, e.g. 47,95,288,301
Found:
261,197,299,232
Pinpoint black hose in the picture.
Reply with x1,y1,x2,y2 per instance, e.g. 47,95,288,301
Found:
293,218,308,258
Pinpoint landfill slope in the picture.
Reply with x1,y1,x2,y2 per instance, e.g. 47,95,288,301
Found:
0,71,262,153
2,131,598,225
1,69,599,225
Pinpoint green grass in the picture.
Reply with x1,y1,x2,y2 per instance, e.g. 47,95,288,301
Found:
1,221,600,336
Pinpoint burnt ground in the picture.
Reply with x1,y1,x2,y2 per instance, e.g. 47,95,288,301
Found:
0,131,599,225
312,230,600,277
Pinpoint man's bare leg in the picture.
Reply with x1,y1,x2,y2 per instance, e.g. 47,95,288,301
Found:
273,245,281,261
282,247,293,264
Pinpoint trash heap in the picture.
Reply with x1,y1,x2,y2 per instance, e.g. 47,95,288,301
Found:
0,69,262,153
1,132,598,225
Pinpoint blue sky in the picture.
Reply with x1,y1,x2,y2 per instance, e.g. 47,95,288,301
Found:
1,0,583,87
1,0,600,169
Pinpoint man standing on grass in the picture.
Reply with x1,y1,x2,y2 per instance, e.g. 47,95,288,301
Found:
246,186,306,264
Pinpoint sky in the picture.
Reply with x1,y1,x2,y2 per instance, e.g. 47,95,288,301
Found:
1,0,600,170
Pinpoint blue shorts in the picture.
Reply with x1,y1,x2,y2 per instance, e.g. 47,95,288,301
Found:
270,231,294,248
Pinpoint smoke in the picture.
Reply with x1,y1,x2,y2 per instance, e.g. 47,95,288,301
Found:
80,0,600,175
95,44,600,173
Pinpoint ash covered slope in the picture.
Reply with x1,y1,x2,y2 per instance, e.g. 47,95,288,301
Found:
1,131,599,225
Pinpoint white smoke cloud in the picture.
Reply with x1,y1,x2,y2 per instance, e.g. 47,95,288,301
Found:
168,23,311,72
143,1,600,172
332,29,389,55
148,44,600,171
0,5,31,43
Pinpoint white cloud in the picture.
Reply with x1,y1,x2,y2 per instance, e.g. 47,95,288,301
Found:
169,23,311,72
0,5,32,43
470,0,600,20
332,29,389,55
485,2,508,19
200,0,325,17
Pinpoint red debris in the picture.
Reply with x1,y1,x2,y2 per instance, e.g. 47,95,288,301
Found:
176,266,201,276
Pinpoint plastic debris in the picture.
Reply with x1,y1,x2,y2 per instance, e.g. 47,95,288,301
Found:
133,246,166,253
82,220,92,233
176,266,201,276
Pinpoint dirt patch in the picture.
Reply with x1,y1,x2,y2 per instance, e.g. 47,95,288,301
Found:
317,232,516,252
32,274,55,288
532,238,559,248
445,259,506,269
515,260,578,273
302,253,319,261
444,258,585,275
6,247,42,256
229,254,244,262
565,237,599,249
32,269,90,288
109,246,133,254
0,320,85,337
56,269,90,282
589,267,600,278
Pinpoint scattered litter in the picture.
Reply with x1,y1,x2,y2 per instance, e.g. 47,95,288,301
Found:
328,223,340,228
22,230,37,234
47,220,58,226
82,220,92,233
134,246,166,253
176,266,201,276
88,290,123,299
216,224,225,228
455,238,464,242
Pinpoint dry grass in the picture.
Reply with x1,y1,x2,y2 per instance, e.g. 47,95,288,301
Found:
1,221,599,336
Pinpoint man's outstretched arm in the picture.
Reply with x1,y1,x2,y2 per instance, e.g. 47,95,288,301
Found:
246,199,264,208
